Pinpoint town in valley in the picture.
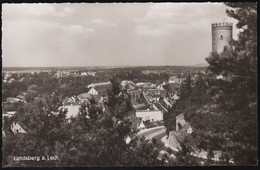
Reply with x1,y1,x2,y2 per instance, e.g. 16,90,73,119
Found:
2,2,257,167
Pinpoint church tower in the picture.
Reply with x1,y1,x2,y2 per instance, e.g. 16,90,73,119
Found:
212,22,233,53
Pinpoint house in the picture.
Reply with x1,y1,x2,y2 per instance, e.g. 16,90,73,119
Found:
129,89,143,100
156,84,165,90
88,71,96,76
130,89,168,110
3,111,16,118
138,121,146,130
153,102,168,113
132,118,146,132
143,120,159,128
125,135,132,144
140,92,151,105
168,76,180,83
96,87,110,97
63,95,80,105
6,97,23,104
62,97,75,105
143,89,167,99
145,93,154,104
4,72,11,80
132,101,147,110
87,82,112,96
8,78,16,83
129,90,149,109
16,95,25,101
81,71,96,76
11,121,28,135
54,71,70,78
186,127,193,134
163,98,172,108
216,75,224,80
80,72,88,76
121,80,135,90
78,93,95,103
87,87,99,95
18,77,25,82
135,82,156,89
157,98,171,111
173,93,180,100
135,82,146,87
70,96,77,102
60,105,81,120
163,83,180,98
136,109,163,121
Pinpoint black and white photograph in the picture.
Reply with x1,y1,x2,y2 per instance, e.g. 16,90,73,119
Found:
1,2,258,167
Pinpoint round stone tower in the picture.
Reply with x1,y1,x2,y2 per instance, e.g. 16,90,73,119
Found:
212,22,233,53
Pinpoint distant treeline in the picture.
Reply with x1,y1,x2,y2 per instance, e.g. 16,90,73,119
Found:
3,65,206,73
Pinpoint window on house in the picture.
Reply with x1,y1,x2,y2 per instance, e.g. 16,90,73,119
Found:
220,35,223,40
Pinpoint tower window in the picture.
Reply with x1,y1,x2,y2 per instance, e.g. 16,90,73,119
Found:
220,35,223,40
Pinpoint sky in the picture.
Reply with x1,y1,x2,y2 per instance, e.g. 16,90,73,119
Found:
2,3,239,67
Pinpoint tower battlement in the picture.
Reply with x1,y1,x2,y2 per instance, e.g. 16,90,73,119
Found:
212,22,233,28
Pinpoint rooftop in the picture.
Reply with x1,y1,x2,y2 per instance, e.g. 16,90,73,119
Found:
61,105,80,119
88,81,111,88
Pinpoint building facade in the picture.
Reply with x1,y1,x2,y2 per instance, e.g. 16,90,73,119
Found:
136,110,163,121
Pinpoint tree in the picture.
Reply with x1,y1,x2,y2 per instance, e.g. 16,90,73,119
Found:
205,2,257,165
163,107,177,137
178,71,192,100
190,72,208,105
55,76,166,166
165,3,258,163
25,84,39,102
3,93,68,167
3,76,169,167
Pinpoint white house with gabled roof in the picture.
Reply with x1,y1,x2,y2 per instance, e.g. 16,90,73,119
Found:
138,121,146,130
88,87,98,95
11,121,27,135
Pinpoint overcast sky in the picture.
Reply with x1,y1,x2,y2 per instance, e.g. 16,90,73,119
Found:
2,3,239,67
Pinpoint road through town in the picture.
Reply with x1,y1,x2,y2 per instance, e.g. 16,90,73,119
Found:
137,126,167,141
